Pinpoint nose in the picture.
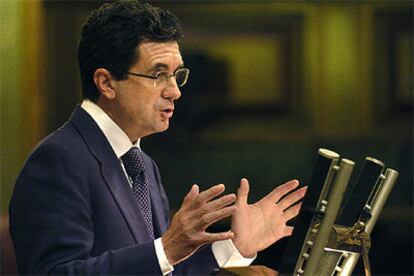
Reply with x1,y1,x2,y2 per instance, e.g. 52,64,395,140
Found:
163,77,181,100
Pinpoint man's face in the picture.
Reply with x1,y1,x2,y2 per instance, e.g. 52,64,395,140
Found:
111,41,183,141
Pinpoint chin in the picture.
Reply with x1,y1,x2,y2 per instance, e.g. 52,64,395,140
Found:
154,122,170,133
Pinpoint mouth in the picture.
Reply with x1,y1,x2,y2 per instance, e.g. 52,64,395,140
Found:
160,107,174,119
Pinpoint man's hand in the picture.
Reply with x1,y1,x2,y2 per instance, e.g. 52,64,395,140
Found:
231,179,307,257
162,184,236,265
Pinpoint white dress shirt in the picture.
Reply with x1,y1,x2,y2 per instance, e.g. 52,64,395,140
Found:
81,99,255,274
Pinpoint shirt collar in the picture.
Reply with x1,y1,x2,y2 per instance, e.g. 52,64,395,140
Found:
81,99,140,158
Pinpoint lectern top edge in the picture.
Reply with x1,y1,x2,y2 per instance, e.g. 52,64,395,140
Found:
365,157,385,167
318,148,340,159
341,158,355,166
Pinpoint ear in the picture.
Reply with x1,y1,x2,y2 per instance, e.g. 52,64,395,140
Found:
93,68,117,100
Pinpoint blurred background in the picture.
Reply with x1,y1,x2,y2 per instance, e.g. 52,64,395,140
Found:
0,0,412,275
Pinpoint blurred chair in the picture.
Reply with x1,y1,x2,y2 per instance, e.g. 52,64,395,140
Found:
1,214,17,275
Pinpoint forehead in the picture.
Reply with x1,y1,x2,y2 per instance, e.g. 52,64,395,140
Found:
137,41,182,68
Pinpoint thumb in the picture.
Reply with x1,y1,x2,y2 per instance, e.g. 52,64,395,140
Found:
236,178,249,206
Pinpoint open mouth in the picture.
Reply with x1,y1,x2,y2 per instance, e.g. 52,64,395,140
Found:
161,108,174,118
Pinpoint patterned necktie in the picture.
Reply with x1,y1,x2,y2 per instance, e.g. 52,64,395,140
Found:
121,147,154,238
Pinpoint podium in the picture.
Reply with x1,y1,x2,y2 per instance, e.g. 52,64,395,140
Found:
215,149,398,276
215,266,278,275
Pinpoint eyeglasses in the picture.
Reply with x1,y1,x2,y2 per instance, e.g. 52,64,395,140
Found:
127,68,190,87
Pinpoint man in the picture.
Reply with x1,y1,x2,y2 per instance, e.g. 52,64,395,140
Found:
9,1,306,275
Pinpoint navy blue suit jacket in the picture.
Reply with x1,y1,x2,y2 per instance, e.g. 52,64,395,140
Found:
9,106,218,275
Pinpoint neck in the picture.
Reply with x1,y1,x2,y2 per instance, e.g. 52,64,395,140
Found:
95,98,143,143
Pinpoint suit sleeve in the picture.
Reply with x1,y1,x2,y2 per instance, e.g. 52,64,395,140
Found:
174,245,219,275
149,158,220,275
9,142,162,275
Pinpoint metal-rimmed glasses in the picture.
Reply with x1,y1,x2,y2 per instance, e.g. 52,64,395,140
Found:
127,68,190,87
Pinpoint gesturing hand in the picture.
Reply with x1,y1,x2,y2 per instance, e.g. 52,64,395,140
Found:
162,184,236,265
231,179,307,257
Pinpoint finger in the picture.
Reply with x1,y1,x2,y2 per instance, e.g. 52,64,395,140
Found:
202,205,237,228
236,178,249,206
283,226,294,237
278,186,307,211
283,202,302,221
203,231,235,243
182,184,199,206
205,193,236,212
265,179,300,203
198,184,226,203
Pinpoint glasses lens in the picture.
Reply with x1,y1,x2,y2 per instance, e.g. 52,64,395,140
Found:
154,71,169,86
175,69,189,87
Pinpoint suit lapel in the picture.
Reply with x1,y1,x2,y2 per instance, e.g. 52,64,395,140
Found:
69,106,152,242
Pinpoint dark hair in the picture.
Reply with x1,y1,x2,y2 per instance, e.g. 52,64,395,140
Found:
77,0,183,102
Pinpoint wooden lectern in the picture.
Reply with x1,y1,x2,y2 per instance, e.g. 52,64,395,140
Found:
214,266,278,276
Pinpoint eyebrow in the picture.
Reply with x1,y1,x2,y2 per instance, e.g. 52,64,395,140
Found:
150,63,184,72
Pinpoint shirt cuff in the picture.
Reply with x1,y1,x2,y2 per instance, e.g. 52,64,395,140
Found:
154,238,174,275
212,239,256,268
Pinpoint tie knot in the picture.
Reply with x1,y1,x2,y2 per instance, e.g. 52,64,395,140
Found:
121,147,145,180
